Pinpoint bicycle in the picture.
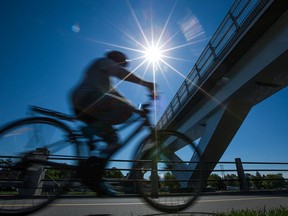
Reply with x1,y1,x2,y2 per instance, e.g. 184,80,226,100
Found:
0,96,204,215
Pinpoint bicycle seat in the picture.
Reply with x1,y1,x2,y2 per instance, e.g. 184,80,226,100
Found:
30,105,76,121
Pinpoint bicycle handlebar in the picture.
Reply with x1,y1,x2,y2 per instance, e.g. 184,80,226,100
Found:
134,93,158,117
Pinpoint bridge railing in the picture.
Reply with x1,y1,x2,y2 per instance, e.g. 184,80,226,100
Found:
1,155,287,194
156,0,271,129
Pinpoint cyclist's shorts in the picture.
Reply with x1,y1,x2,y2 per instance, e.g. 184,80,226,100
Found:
73,91,134,125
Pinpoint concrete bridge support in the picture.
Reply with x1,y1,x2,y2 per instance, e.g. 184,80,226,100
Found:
198,100,253,178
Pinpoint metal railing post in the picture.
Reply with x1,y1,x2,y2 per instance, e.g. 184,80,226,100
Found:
150,158,159,198
19,148,50,196
235,158,249,192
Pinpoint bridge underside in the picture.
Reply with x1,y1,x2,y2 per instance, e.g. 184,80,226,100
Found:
154,48,288,182
165,6,288,178
193,49,288,176
128,1,288,187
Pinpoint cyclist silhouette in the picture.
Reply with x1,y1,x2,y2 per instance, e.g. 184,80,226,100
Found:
70,50,156,195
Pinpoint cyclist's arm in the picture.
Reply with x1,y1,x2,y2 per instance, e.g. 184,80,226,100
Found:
107,62,154,89
117,68,156,96
118,68,151,86
103,59,155,93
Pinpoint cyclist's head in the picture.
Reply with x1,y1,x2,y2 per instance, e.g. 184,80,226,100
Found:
106,50,128,67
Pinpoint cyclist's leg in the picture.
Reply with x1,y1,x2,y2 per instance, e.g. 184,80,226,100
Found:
73,92,135,196
87,122,120,157
90,91,135,125
73,90,135,125
74,91,134,156
77,156,118,196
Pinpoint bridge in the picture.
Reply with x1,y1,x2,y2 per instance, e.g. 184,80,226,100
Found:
155,0,288,178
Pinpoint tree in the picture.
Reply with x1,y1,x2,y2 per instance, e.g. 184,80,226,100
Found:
0,159,18,179
44,166,72,181
104,167,124,178
45,168,62,180
251,171,263,189
161,172,180,190
0,159,13,170
262,174,286,189
224,174,239,187
207,173,224,190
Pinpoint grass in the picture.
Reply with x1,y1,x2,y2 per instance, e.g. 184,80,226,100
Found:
146,207,288,216
215,206,288,216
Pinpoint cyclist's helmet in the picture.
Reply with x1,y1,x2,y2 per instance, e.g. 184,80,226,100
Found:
106,50,128,67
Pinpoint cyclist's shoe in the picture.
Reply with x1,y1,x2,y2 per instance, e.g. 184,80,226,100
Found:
82,180,119,197
96,181,119,197
76,157,119,196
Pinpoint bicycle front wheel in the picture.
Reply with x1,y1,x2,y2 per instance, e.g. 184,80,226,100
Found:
134,130,204,213
0,117,79,215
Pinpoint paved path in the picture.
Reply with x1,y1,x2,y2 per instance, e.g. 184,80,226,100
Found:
29,194,288,216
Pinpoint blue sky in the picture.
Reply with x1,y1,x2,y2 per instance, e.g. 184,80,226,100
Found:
1,0,287,175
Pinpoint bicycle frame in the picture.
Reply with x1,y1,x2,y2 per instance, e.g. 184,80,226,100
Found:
112,112,154,153
27,102,156,164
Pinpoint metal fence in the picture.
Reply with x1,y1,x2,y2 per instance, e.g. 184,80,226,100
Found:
1,155,288,195
156,0,272,129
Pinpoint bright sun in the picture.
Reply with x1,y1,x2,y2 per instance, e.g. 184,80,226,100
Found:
144,45,163,64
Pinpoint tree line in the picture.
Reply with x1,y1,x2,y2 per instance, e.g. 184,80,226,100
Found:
207,172,288,191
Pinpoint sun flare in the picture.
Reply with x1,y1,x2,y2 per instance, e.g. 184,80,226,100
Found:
144,45,163,64
84,0,206,92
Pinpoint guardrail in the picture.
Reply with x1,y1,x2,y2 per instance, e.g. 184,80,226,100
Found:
206,158,288,192
1,155,288,194
156,0,271,129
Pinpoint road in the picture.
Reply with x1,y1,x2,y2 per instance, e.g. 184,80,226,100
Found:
29,194,288,216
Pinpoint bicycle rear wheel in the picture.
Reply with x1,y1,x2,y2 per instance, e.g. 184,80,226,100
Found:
0,117,79,215
135,130,204,213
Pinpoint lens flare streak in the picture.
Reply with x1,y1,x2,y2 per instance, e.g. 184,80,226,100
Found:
76,0,222,124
